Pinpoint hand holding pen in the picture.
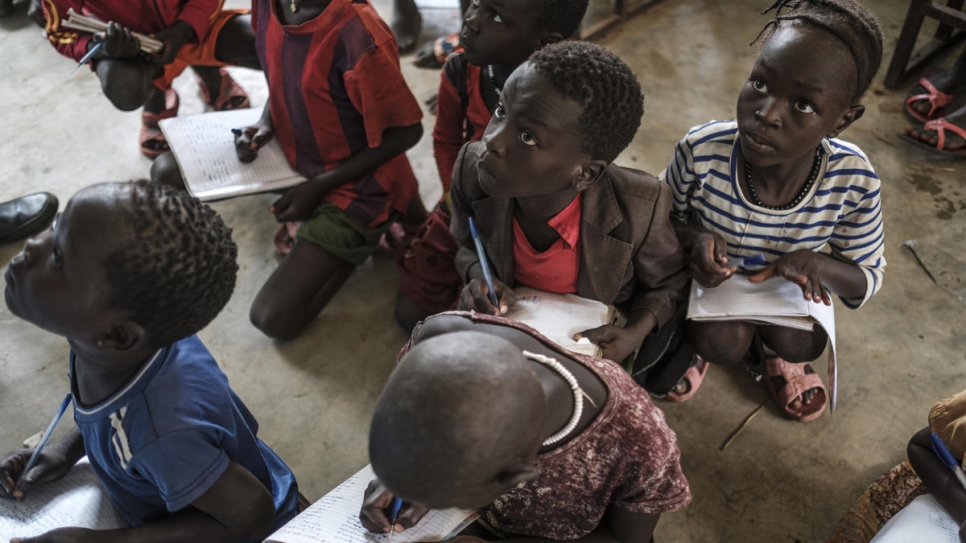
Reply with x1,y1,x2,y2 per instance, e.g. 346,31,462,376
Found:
460,217,514,315
1,393,74,500
360,479,429,536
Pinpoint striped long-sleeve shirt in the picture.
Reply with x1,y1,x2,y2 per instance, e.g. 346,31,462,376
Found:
660,120,885,309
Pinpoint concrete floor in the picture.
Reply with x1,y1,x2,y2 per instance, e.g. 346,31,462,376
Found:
1,0,965,541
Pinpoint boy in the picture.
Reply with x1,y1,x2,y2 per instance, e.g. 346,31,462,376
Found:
394,0,590,331
0,181,300,543
452,41,688,367
41,0,259,158
359,311,691,543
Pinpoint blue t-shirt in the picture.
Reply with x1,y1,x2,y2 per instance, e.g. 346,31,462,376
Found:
70,335,299,541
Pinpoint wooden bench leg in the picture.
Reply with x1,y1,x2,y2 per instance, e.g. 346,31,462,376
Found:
885,0,929,90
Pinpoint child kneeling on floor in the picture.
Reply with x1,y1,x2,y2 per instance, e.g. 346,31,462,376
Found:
360,311,691,543
0,181,300,543
655,0,886,421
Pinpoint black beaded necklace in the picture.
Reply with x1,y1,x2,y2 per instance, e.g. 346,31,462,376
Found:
743,149,822,211
486,65,504,97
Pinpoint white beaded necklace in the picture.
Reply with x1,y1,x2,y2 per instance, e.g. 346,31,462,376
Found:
523,350,584,447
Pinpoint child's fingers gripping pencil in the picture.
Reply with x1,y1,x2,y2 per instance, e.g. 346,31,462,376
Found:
387,496,404,543
468,217,500,310
5,392,72,499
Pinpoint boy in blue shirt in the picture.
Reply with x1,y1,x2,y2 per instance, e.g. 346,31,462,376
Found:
0,181,299,543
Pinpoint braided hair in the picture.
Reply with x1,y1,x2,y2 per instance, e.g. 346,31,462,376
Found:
529,41,643,163
104,181,238,347
534,0,589,38
756,0,883,101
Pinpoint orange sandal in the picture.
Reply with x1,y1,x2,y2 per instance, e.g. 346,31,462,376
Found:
665,355,709,403
194,68,250,111
139,88,179,160
904,75,953,123
763,357,828,422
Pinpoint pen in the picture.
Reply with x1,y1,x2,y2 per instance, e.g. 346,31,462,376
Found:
10,392,73,497
231,128,243,137
930,432,966,492
468,216,500,309
386,496,403,543
70,41,105,76
724,253,766,268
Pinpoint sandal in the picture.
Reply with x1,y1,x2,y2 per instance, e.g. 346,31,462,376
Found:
413,32,460,69
905,75,953,123
194,68,250,111
139,88,179,159
900,117,966,156
665,355,709,402
763,356,828,422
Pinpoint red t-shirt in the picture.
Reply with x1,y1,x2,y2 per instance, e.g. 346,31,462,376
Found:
432,54,495,193
43,0,224,62
253,0,422,227
512,194,582,294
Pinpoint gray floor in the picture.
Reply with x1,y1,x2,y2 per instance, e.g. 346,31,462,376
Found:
1,0,965,541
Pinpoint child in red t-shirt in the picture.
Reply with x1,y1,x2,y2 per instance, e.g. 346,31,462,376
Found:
233,0,423,341
393,0,590,332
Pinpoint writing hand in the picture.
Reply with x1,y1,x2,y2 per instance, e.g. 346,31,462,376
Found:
270,182,323,223
234,122,274,163
0,448,72,500
11,527,94,543
575,324,641,364
150,21,194,66
458,278,514,315
359,479,429,534
94,22,141,58
689,232,735,288
748,249,831,305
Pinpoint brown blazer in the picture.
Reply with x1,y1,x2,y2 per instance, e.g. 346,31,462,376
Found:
450,141,688,328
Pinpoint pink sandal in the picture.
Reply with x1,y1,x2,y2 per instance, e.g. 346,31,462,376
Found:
139,88,179,159
900,117,966,156
905,76,953,123
763,357,827,422
194,68,250,111
666,355,709,402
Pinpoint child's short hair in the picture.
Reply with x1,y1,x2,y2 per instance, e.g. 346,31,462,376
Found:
534,0,589,38
105,181,238,347
529,41,643,164
756,0,883,101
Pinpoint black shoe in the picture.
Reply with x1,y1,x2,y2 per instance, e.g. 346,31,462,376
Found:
0,193,59,244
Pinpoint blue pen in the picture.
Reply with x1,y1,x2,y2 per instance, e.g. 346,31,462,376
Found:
386,496,403,543
70,41,105,76
724,253,766,268
468,216,500,309
8,392,73,498
231,128,243,137
930,432,966,492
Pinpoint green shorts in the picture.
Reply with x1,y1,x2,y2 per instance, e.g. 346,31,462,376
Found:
296,202,397,266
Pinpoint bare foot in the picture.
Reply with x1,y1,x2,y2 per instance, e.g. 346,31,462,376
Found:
768,365,821,411
392,0,421,53
905,104,966,152
907,69,966,118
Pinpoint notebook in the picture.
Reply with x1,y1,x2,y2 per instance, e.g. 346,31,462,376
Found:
264,465,477,543
868,495,960,543
159,109,306,201
0,457,127,540
687,276,838,411
504,287,623,358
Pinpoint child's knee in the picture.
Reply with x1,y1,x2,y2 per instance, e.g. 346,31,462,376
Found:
150,154,187,192
249,300,299,341
215,15,260,69
98,60,153,111
690,324,754,365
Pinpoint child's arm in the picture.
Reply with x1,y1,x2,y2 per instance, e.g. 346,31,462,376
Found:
908,428,966,541
432,55,472,194
269,122,423,222
0,427,86,499
672,221,736,288
10,461,276,543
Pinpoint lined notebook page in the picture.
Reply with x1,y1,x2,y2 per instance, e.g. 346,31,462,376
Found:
265,465,476,543
0,457,126,539
159,109,305,201
869,495,960,543
504,287,617,357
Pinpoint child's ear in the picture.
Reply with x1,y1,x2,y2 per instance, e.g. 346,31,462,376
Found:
93,321,148,353
494,460,539,488
827,104,865,139
572,159,608,192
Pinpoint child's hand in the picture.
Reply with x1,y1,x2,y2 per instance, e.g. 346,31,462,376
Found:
10,527,94,543
150,21,194,66
234,122,275,163
458,278,514,315
270,182,323,223
0,448,72,500
689,232,736,288
748,250,831,305
359,479,429,534
93,22,141,58
575,324,641,364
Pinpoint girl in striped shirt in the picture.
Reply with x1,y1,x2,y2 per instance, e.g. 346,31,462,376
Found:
660,0,885,422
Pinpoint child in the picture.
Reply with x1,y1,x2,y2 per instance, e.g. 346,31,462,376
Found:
394,0,590,331
220,0,423,341
359,311,691,543
42,0,260,158
0,181,300,543
659,0,885,420
451,40,689,367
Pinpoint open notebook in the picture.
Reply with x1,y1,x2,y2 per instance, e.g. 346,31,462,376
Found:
0,457,126,540
265,465,476,543
159,109,306,201
503,287,622,358
687,276,838,411
868,495,960,543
